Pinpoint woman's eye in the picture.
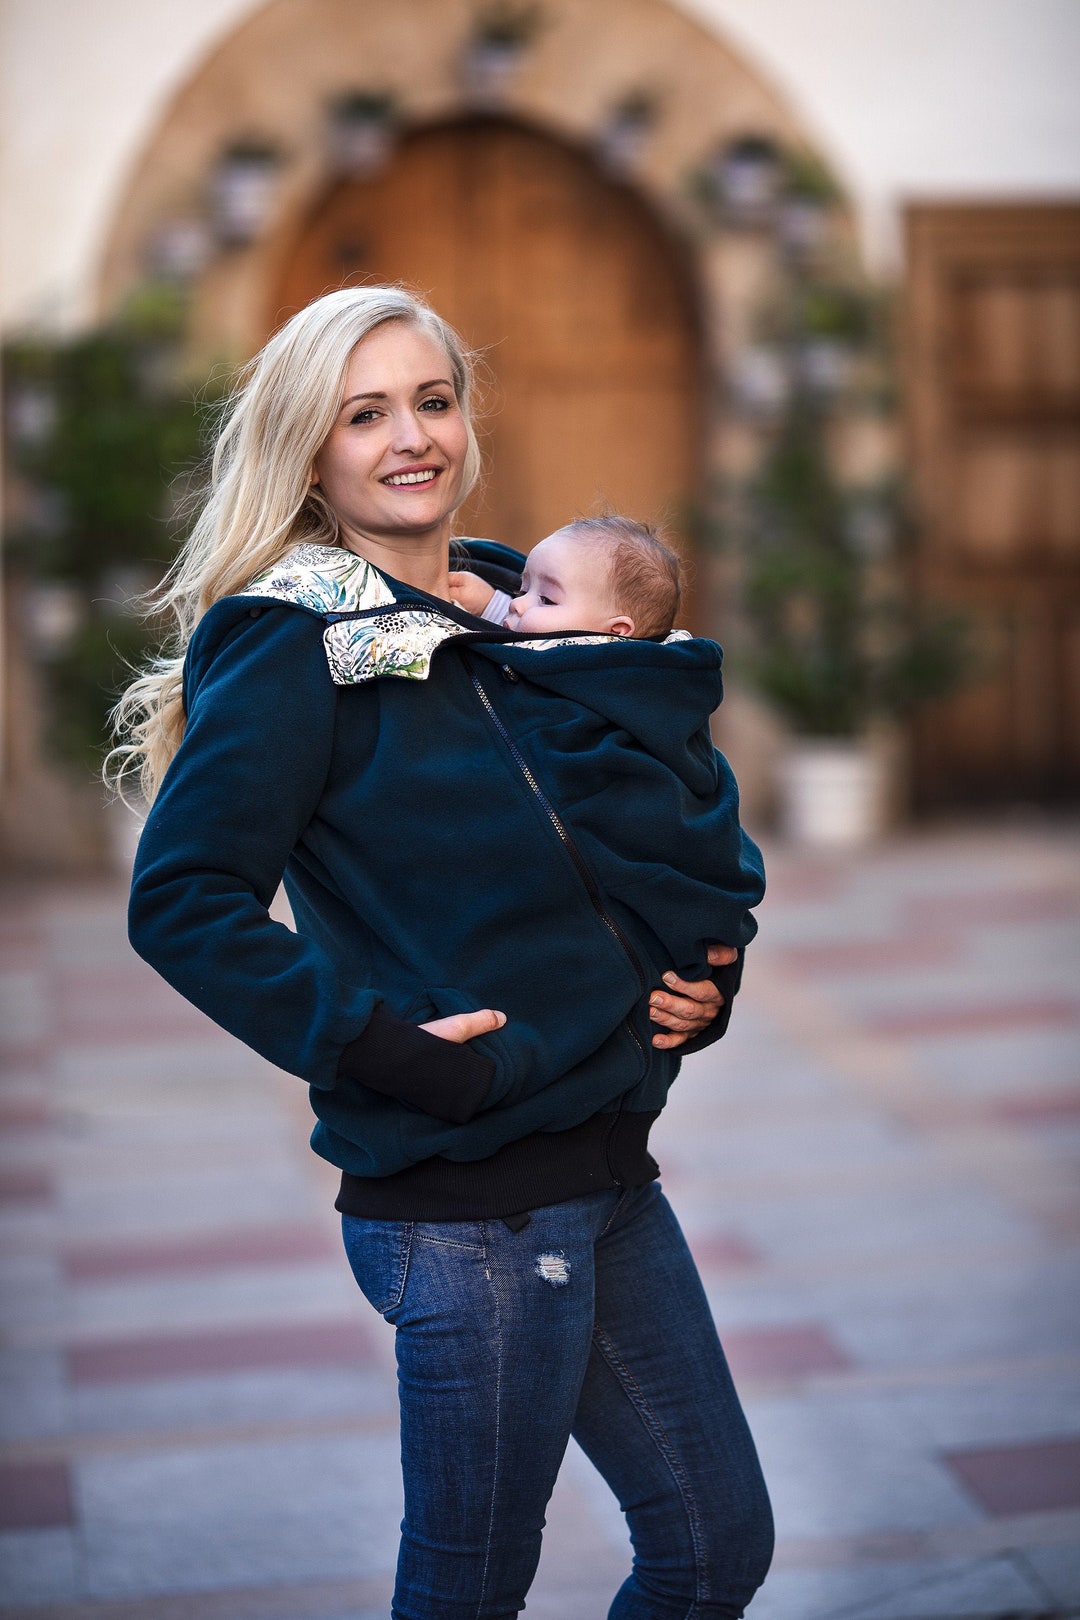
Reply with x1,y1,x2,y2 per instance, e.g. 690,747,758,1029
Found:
350,407,380,425
419,396,450,412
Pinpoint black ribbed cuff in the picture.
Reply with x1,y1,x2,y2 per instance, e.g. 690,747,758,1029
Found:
336,1005,495,1124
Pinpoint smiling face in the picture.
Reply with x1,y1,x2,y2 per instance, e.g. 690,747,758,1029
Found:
506,529,635,637
311,320,470,563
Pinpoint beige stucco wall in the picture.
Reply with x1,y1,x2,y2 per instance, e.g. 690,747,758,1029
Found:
3,0,1080,333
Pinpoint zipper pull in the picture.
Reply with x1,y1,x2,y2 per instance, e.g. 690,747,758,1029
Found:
501,664,519,682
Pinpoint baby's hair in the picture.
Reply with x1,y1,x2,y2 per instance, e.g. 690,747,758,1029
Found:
562,515,682,639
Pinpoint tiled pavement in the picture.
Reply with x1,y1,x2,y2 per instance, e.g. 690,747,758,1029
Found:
1,820,1079,1619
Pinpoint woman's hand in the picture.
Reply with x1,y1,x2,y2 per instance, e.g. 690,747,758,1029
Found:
421,1009,507,1042
649,943,737,1049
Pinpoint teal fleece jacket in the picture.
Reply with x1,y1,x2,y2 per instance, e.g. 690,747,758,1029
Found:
128,542,764,1179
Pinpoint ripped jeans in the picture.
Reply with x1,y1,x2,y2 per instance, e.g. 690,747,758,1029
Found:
341,1181,773,1620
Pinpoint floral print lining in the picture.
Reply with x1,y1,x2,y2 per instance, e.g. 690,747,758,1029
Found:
239,543,395,616
239,543,691,684
324,608,468,683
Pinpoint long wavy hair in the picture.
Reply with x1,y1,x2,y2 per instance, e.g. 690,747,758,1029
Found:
108,286,482,803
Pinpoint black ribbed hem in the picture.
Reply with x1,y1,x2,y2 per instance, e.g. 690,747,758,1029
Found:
335,1109,661,1222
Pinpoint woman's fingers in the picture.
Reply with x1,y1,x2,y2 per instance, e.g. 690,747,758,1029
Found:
649,968,724,1049
420,1009,506,1043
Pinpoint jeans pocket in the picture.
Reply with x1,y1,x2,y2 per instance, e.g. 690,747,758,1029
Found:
341,1215,413,1317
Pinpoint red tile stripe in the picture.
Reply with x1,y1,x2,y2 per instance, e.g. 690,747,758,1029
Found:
720,1323,853,1380
68,1318,376,1383
866,1000,1078,1038
63,1225,340,1281
0,1168,54,1205
688,1232,763,1271
0,1099,53,1132
992,1089,1080,1125
904,889,1080,929
0,1459,74,1529
775,936,962,974
945,1435,1080,1516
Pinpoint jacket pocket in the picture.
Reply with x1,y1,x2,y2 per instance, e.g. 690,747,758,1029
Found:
340,1216,413,1316
421,985,519,1099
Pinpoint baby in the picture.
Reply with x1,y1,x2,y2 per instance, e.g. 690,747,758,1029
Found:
448,515,682,640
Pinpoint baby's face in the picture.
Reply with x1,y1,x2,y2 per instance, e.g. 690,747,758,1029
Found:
506,530,630,636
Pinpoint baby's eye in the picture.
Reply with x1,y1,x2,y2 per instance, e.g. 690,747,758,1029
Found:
539,595,555,606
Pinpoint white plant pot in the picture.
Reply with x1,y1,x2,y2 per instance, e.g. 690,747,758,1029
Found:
779,738,888,848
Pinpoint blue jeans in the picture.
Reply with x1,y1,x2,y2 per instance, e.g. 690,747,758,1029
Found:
342,1181,773,1619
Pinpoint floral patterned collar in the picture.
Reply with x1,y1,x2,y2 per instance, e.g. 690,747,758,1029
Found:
240,542,481,683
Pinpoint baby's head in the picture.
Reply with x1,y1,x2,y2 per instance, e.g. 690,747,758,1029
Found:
506,516,682,640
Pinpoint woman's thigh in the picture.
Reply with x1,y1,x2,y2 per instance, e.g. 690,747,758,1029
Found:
571,1183,774,1620
342,1195,619,1620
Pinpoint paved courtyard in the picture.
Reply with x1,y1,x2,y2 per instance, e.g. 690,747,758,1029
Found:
1,819,1079,1619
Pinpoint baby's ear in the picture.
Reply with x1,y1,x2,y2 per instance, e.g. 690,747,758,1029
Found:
608,615,635,638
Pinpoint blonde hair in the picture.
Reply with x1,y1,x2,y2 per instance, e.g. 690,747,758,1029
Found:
562,515,682,639
108,286,481,802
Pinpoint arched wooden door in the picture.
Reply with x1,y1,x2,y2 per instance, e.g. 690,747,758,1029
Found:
271,118,703,555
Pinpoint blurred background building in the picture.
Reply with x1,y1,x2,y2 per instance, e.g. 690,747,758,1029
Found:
2,0,1079,866
2,9,1080,1615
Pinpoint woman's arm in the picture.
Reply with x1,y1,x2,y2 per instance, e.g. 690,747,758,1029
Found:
129,601,496,1123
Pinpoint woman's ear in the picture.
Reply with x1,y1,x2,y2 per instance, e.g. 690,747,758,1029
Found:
309,464,320,487
608,615,635,638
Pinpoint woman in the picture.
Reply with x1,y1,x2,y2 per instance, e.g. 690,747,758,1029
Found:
117,287,773,1619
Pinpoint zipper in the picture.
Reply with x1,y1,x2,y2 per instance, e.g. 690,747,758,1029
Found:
470,667,649,1075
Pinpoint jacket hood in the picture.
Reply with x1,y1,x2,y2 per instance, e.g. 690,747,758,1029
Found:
455,540,725,787
471,634,725,797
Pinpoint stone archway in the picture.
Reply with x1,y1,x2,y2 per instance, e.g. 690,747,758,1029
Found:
93,0,836,642
92,0,825,426
90,0,851,793
271,116,703,549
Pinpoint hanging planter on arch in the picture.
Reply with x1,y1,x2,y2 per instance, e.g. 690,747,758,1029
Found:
326,91,400,180
209,139,285,248
460,3,546,109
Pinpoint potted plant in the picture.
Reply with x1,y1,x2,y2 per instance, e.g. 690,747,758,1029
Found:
461,3,546,107
777,150,842,260
326,90,399,178
209,139,284,246
723,399,970,845
596,90,660,178
688,134,784,230
3,312,210,782
796,283,873,396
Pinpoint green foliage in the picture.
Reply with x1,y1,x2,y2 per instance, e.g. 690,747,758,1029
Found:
782,149,843,204
799,284,873,343
4,310,215,769
729,404,971,736
329,90,398,124
472,2,547,47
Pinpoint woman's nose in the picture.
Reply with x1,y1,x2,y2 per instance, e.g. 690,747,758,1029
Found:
390,411,431,454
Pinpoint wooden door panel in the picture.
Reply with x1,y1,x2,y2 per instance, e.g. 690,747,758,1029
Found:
951,438,1080,562
272,119,700,559
907,205,1080,804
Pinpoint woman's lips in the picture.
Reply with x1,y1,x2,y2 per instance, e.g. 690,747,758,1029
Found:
381,467,442,487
